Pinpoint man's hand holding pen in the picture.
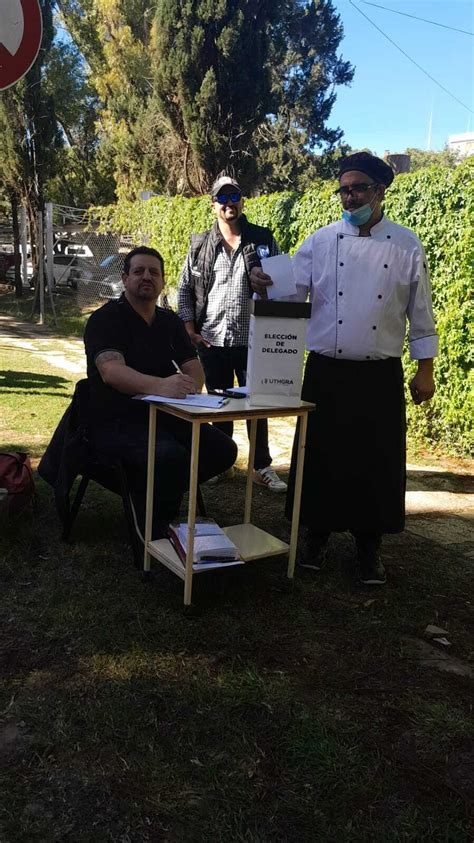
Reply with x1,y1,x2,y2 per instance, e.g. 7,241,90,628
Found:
155,359,196,398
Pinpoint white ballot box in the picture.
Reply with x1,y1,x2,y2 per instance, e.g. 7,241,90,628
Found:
246,299,311,406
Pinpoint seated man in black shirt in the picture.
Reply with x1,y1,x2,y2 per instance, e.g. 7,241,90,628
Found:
84,246,237,538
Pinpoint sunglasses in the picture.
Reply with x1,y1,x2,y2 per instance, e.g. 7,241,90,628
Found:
334,183,379,198
214,192,242,204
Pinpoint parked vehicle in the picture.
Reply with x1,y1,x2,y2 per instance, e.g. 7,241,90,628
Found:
98,255,124,299
0,249,16,282
5,261,34,288
99,275,124,300
53,240,94,287
69,253,123,303
67,256,94,290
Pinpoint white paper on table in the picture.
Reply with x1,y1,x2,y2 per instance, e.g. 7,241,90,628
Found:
136,394,226,408
260,254,297,300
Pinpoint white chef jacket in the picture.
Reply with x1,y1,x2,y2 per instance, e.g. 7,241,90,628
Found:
291,216,438,361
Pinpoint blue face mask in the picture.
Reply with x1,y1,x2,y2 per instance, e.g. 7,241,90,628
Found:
342,203,373,226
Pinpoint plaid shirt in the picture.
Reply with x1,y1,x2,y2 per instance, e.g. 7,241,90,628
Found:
178,237,280,347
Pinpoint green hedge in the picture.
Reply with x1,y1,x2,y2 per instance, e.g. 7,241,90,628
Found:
91,160,473,456
384,163,473,457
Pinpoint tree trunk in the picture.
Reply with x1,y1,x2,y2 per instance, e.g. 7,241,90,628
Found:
27,201,38,275
183,142,202,196
11,192,22,299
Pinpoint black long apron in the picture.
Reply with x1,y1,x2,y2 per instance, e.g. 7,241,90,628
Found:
286,352,406,534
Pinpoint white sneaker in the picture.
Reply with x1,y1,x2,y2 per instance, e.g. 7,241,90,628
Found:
253,466,287,493
206,466,235,485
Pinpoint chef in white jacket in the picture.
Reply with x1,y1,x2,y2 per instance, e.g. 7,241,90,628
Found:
251,152,437,585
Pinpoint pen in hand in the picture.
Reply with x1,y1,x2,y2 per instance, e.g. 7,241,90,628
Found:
170,358,201,395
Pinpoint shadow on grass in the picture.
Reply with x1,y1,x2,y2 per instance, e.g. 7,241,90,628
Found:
0,369,71,396
406,468,474,495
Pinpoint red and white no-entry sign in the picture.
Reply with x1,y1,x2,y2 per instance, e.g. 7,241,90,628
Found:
0,0,43,90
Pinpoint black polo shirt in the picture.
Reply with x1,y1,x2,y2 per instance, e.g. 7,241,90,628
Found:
84,294,197,422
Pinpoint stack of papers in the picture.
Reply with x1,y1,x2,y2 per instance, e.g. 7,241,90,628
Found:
167,520,243,570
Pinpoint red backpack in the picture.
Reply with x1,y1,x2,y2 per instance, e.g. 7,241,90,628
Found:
0,452,35,516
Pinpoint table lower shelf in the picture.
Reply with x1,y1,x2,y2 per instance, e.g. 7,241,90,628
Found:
147,523,290,578
222,523,289,561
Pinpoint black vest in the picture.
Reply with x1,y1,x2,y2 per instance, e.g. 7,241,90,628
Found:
189,215,274,329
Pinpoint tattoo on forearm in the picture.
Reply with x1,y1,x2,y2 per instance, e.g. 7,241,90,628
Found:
96,350,125,370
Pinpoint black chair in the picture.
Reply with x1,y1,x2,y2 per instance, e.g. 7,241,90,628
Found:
62,446,145,568
39,379,207,568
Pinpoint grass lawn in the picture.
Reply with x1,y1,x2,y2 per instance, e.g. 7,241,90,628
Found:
1,341,473,841
0,287,91,338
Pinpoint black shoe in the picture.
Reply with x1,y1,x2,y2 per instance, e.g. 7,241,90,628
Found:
359,556,386,585
297,540,328,572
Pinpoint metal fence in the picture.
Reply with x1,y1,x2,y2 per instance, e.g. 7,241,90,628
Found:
0,213,29,289
1,203,173,324
48,204,175,314
0,218,14,284
46,204,133,311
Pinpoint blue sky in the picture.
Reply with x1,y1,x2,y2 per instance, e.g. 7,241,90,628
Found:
327,0,473,154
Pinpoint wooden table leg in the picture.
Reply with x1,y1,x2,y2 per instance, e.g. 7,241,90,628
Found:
244,418,257,524
144,405,157,571
184,421,201,606
287,411,308,578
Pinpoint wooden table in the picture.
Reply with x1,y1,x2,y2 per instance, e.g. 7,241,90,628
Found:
142,397,315,606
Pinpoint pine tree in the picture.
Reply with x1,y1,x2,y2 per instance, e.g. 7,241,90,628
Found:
154,0,279,192
154,0,353,193
58,0,169,200
254,0,353,190
57,0,353,195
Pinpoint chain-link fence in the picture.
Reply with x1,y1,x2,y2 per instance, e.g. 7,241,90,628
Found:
0,206,34,294
47,204,173,315
0,218,15,284
46,204,131,311
1,203,173,324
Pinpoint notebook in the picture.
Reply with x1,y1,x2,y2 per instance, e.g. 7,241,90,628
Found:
167,520,242,568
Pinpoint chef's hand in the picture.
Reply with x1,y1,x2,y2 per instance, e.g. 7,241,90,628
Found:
409,360,435,405
250,266,273,298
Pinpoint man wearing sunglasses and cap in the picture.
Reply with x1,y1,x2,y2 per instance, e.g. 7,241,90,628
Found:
178,173,287,493
251,152,438,585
